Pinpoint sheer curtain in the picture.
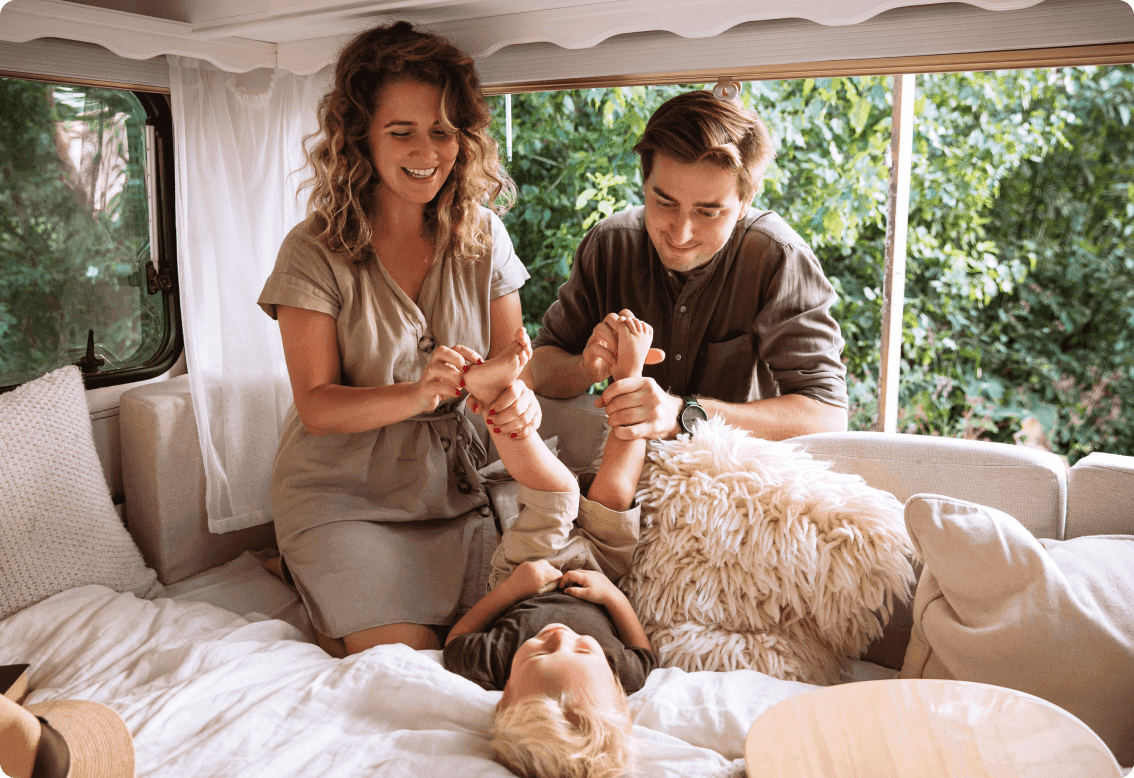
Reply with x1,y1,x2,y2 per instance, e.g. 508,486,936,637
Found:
169,57,329,533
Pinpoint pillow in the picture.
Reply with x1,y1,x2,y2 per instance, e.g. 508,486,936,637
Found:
0,366,163,620
620,418,915,685
899,493,1134,766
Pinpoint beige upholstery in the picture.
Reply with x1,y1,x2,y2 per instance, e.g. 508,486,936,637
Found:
793,431,1068,540
119,376,275,584
535,394,608,471
792,431,1070,670
1066,452,1134,539
900,493,1134,766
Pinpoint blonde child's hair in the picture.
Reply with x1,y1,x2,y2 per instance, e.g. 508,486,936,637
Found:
490,685,636,778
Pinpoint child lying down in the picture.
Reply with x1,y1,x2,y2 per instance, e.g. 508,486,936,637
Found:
443,313,659,778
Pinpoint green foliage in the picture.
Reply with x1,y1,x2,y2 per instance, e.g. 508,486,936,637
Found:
487,67,1134,461
488,86,694,335
0,78,157,384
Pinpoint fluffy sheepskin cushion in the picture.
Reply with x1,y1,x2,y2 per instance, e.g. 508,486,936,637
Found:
620,418,915,685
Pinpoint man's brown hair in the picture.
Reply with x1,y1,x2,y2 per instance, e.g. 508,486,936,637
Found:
633,90,775,204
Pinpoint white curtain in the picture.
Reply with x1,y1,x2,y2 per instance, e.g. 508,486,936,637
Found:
169,57,330,533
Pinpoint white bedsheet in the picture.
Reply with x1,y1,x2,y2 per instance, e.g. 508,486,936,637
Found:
0,583,818,777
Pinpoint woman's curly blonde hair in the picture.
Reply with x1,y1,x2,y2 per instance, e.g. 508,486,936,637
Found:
301,21,514,266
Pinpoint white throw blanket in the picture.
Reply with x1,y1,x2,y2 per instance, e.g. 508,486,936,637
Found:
0,585,817,777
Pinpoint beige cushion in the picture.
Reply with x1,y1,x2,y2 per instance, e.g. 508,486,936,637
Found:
0,366,163,619
1066,452,1134,538
794,431,1067,539
535,394,608,471
795,431,1069,670
899,493,1134,766
119,376,275,584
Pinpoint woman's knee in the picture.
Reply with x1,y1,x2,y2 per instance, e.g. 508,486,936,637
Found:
342,623,440,654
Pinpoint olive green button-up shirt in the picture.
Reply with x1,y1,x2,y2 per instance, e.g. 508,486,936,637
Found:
533,206,848,407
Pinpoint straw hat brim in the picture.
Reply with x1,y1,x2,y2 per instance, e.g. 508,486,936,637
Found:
25,700,134,778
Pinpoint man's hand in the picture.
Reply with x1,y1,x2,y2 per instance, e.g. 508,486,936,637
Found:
580,312,629,386
502,560,563,599
597,376,684,440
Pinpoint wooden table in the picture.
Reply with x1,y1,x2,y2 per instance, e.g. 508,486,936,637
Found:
745,678,1123,778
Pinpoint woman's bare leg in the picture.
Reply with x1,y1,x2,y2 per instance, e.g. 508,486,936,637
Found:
343,623,440,654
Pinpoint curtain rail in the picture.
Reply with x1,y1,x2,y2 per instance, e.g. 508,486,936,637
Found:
481,42,1134,95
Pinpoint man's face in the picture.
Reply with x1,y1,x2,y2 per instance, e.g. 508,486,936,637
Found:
643,152,747,273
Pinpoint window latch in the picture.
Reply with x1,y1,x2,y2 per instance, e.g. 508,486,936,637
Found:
146,263,175,295
75,329,105,375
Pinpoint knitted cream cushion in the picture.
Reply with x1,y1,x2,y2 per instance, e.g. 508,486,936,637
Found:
0,366,162,620
621,418,915,685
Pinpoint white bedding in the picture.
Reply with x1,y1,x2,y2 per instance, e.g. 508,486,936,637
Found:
0,556,821,777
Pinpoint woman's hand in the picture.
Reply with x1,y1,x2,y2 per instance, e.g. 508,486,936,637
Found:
412,345,481,414
474,379,542,439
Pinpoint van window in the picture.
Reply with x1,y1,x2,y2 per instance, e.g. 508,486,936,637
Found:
491,64,1134,461
0,76,179,391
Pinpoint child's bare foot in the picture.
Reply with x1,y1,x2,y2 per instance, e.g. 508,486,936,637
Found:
464,327,531,406
611,314,654,381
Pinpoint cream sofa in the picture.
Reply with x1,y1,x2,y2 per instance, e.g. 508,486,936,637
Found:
119,372,1130,589
118,377,1134,763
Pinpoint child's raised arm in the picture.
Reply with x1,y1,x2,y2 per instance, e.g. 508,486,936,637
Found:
585,313,653,512
465,329,576,494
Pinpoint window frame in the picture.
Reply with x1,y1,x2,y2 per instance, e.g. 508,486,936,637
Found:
0,73,182,393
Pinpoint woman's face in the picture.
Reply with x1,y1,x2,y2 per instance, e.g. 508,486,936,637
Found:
367,79,460,210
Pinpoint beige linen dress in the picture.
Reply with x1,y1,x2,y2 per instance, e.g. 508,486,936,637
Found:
257,208,529,637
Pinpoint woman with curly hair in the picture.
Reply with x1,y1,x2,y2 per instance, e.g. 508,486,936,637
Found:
257,21,538,656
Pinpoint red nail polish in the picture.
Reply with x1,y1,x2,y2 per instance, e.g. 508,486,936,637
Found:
463,365,469,373
494,428,501,434
472,403,479,412
510,432,517,439
459,379,465,387
488,409,495,416
478,359,484,365
455,391,460,397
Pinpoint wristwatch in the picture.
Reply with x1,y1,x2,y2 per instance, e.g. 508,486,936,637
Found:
678,395,708,434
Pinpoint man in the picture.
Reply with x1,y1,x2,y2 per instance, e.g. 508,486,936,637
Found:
530,90,849,441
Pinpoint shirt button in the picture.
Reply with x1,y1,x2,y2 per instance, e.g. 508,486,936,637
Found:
675,354,682,362
679,305,687,313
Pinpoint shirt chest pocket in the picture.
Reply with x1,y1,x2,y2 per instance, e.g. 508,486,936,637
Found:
698,334,756,403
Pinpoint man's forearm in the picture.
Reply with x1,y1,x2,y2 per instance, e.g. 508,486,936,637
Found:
530,345,595,399
699,393,848,441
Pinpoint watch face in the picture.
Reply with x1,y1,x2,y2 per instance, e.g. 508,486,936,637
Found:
681,402,708,431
